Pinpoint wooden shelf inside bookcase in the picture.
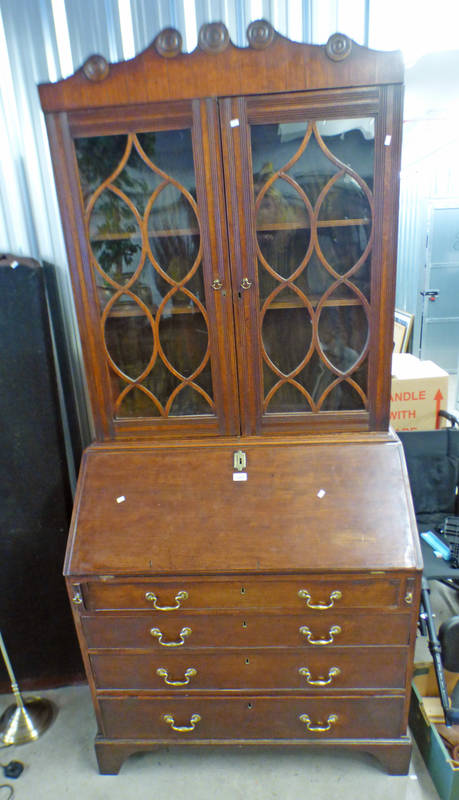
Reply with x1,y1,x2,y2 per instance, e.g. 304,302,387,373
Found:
89,218,370,243
104,296,363,319
90,228,200,241
256,218,371,232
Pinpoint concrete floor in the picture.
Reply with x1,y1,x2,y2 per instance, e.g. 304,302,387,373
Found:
0,683,440,800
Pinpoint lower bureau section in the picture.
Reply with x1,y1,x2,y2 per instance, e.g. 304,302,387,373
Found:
98,694,405,741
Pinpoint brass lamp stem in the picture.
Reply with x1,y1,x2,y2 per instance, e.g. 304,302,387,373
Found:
0,632,25,709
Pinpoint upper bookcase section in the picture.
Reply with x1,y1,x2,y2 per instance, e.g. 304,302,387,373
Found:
38,23,404,440
38,22,403,113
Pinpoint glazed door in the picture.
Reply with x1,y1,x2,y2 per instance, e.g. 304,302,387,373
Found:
221,87,402,434
51,100,239,439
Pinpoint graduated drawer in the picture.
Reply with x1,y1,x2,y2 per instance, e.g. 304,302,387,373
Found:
81,610,413,649
90,647,408,691
79,575,405,612
98,694,406,740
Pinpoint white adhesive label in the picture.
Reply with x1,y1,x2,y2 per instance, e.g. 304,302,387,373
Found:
317,489,326,499
116,495,126,503
233,473,248,481
230,118,240,128
384,134,392,146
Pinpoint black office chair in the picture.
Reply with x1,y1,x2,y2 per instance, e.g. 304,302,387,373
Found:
398,419,459,725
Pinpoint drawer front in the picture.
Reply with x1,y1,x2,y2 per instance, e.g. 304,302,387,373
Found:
98,694,405,740
81,610,412,649
82,576,404,612
91,648,408,691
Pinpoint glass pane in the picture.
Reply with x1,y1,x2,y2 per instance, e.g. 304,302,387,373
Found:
169,367,213,415
263,374,312,413
251,116,374,416
117,385,161,418
305,252,334,299
159,296,209,377
76,134,127,203
318,304,368,372
317,222,371,275
89,192,142,281
322,379,366,411
75,128,214,420
317,118,374,190
105,303,153,375
112,145,161,215
252,122,338,207
257,224,310,280
318,174,371,222
262,306,312,376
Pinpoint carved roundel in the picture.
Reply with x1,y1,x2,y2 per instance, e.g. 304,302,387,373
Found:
247,20,275,50
82,54,109,82
154,28,183,58
198,22,229,54
325,33,352,62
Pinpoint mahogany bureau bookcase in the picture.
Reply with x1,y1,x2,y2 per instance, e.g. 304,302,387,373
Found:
38,22,422,775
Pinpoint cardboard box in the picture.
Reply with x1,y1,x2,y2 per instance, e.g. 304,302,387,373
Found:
391,354,449,431
410,664,459,800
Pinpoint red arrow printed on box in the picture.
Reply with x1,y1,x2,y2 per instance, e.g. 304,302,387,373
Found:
435,389,444,429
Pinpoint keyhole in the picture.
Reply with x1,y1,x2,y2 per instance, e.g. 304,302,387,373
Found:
247,703,252,709
245,658,250,665
242,621,247,628
240,586,245,595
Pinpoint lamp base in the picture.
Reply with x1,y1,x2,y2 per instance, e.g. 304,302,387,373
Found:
0,697,55,745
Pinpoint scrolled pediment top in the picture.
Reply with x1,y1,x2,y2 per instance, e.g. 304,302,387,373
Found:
38,23,403,114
